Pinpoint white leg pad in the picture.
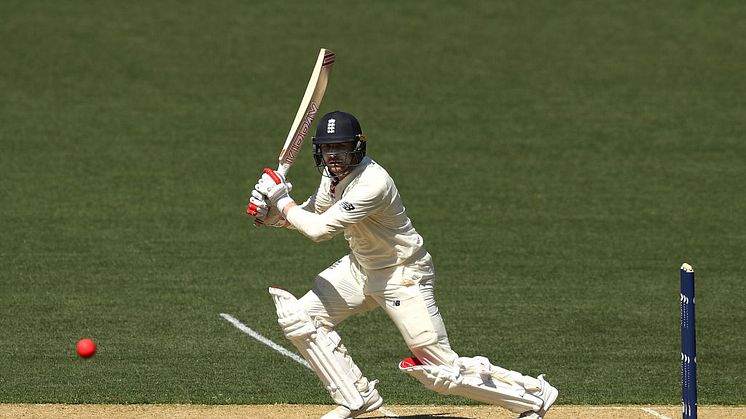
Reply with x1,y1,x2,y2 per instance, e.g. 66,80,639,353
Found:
399,356,543,414
270,287,365,410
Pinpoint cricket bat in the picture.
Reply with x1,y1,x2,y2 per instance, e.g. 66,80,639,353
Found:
276,48,335,177
249,49,334,225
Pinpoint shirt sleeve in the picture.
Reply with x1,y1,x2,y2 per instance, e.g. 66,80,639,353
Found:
286,179,387,242
296,178,333,214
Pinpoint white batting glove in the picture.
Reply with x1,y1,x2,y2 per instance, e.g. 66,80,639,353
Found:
253,179,294,212
247,189,269,218
253,177,293,198
257,168,294,213
247,182,290,228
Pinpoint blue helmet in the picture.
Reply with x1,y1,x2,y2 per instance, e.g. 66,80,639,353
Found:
312,111,367,174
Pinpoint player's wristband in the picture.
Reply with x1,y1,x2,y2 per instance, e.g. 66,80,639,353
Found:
276,196,294,214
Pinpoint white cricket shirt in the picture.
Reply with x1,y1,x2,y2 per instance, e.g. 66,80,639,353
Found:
286,157,424,270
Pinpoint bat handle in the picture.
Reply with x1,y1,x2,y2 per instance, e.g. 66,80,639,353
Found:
277,162,292,178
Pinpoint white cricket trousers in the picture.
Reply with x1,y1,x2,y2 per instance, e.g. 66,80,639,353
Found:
298,251,459,371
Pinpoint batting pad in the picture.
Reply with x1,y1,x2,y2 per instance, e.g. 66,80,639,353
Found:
399,357,543,414
269,287,365,410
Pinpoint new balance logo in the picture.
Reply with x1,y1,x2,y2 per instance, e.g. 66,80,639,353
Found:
340,201,355,211
327,118,336,134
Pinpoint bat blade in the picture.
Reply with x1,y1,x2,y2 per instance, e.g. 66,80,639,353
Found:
277,48,335,177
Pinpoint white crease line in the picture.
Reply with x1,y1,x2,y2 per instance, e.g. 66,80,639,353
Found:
377,407,400,417
641,407,673,419
220,313,400,418
220,313,310,367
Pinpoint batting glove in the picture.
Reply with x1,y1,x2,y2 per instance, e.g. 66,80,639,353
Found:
257,168,294,213
247,180,290,228
247,189,269,218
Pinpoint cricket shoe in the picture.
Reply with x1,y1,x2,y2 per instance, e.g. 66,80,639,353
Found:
321,380,383,419
517,374,558,419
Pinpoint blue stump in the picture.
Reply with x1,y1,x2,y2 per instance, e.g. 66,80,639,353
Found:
680,263,697,419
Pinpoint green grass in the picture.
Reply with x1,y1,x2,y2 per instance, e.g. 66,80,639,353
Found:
1,0,745,406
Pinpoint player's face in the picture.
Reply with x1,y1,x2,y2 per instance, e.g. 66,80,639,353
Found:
320,142,356,176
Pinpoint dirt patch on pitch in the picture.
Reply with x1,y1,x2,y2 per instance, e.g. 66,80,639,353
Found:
1,404,745,418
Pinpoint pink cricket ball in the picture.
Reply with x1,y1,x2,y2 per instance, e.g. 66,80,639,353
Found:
76,338,96,358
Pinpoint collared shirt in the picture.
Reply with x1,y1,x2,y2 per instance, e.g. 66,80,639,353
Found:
286,157,424,270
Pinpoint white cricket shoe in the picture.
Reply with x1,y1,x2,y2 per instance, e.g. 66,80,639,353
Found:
517,374,558,419
321,380,384,419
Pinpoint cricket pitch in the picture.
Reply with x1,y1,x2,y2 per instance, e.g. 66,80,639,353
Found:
2,404,745,419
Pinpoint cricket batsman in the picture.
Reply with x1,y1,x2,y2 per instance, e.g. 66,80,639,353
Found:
247,111,558,419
